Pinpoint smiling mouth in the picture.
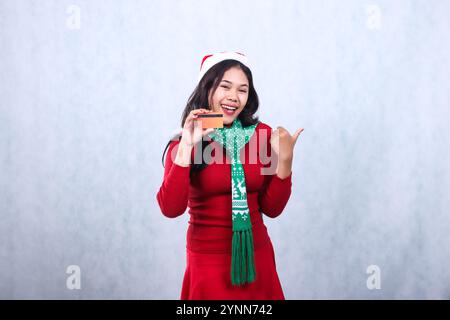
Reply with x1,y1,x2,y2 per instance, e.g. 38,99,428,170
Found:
220,104,238,116
221,104,238,111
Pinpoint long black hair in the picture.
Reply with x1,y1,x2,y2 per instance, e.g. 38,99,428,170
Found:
161,59,260,175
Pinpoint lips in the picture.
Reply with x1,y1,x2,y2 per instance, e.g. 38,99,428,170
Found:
221,104,238,111
221,104,238,116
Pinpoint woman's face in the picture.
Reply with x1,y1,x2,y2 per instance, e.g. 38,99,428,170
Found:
209,66,249,126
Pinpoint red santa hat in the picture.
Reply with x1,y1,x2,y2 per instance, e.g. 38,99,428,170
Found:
198,51,251,82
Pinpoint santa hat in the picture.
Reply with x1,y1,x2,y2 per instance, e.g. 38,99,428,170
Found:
198,51,251,82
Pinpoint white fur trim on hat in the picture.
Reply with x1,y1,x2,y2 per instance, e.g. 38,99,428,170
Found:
198,51,251,82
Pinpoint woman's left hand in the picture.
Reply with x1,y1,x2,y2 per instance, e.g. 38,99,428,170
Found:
270,127,304,162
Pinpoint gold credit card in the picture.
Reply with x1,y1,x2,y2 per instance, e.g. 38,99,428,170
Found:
195,112,224,128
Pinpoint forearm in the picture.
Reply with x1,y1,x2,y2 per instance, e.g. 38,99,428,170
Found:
259,166,292,218
276,157,293,179
174,141,193,167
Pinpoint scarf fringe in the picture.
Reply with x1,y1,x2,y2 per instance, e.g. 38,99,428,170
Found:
231,229,256,286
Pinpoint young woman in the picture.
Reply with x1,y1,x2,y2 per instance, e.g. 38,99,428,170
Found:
156,52,303,300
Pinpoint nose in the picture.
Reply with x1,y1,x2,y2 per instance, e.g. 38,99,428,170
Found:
227,91,238,102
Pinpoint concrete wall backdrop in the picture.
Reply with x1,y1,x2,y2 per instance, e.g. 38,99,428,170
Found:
1,0,449,299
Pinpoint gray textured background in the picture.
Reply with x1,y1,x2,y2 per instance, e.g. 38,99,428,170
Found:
1,0,450,299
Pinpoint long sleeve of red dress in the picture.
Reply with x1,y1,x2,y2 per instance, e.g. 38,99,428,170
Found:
156,122,292,253
156,144,191,218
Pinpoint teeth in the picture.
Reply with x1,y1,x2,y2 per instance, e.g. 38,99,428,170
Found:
222,105,237,110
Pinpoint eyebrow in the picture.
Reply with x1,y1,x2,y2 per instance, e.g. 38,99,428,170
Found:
220,80,249,87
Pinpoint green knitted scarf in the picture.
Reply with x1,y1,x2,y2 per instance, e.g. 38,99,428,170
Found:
207,118,258,286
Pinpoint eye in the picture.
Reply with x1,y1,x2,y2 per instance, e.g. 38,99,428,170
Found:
239,90,247,93
220,85,230,89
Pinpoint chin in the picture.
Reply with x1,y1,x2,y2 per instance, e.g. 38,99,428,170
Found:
223,116,236,124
